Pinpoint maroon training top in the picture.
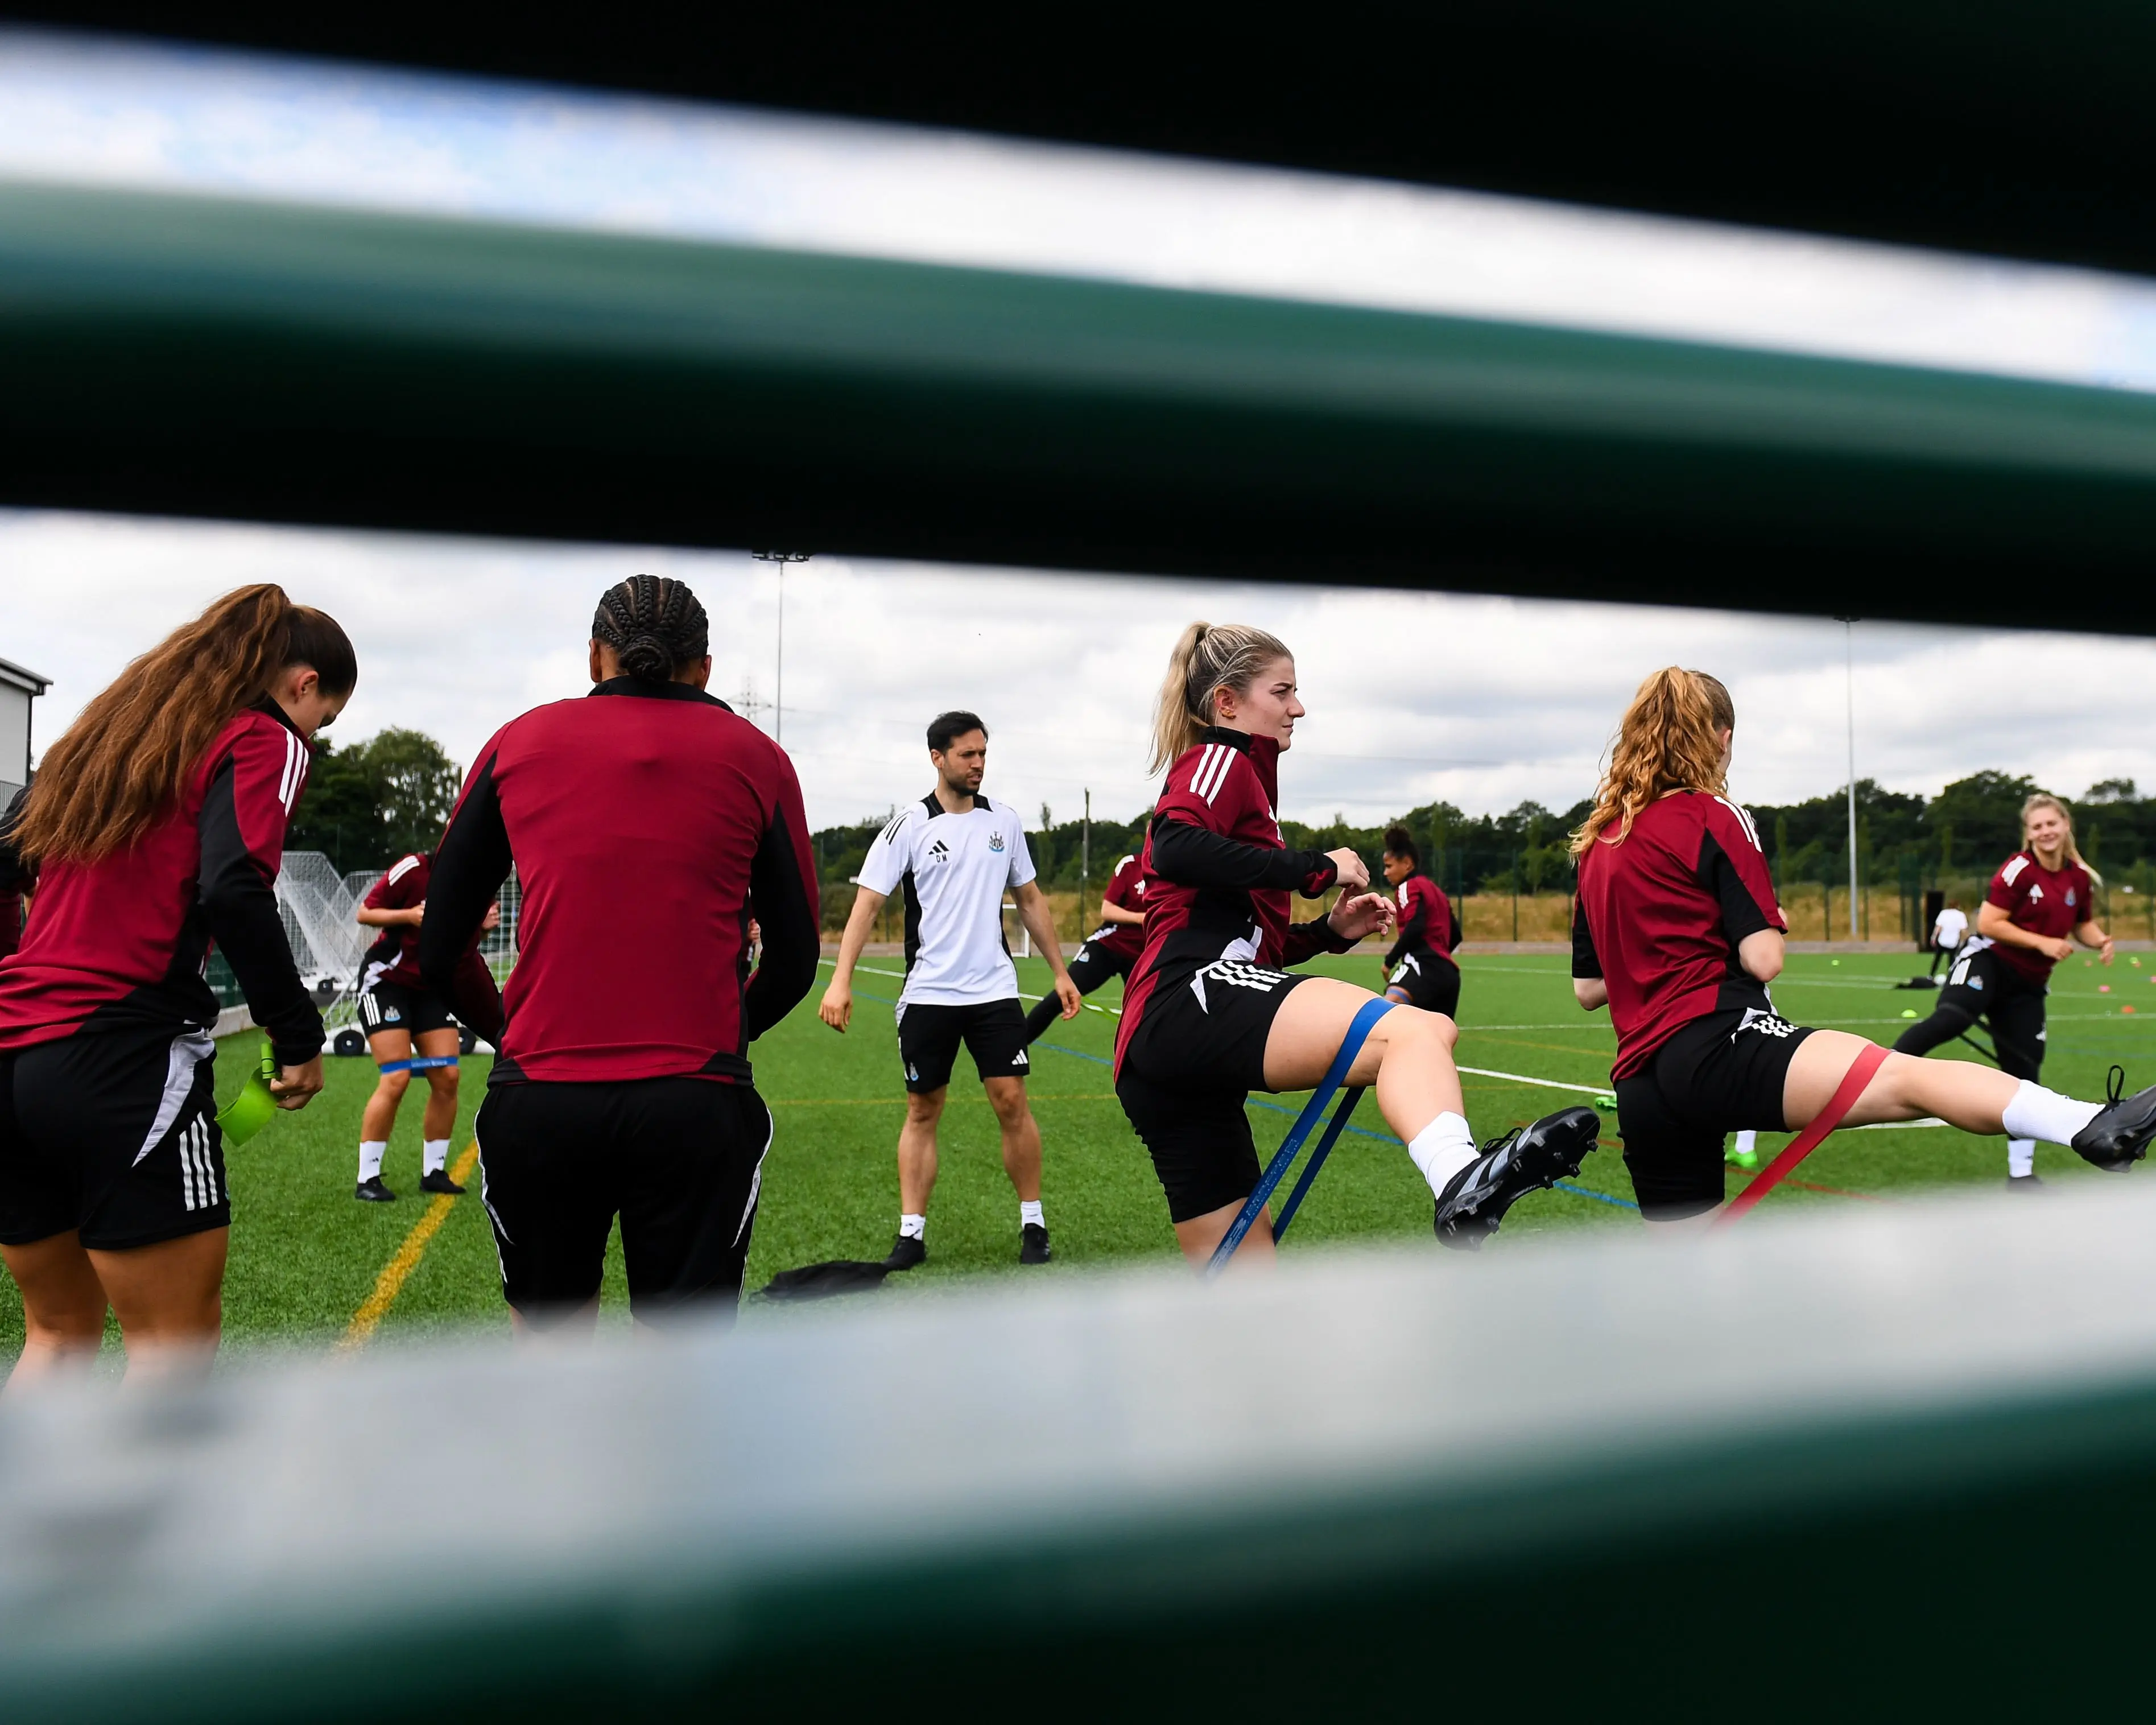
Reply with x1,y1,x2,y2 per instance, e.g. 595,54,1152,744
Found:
1114,727,1348,1076
1571,791,1785,1080
1983,849,2095,985
419,678,820,1086
1383,871,1459,972
1088,851,1148,962
0,705,325,1065
360,851,430,991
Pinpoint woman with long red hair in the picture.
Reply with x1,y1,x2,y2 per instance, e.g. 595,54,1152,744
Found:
0,586,354,1386
1571,667,2156,1223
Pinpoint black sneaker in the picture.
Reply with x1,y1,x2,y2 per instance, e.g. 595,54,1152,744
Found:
1434,1105,1602,1251
2006,1173,2047,1192
2070,1066,2156,1172
1019,1222,1052,1265
354,1175,397,1203
419,1169,465,1196
885,1233,927,1271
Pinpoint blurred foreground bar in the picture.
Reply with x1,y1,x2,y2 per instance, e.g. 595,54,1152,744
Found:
11,5,2156,279
6,1185,2156,1719
5,183,2156,625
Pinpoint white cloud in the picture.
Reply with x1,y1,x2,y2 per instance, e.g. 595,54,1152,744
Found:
7,510,2154,835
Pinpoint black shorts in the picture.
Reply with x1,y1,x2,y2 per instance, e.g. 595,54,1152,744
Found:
0,1024,230,1251
896,998,1030,1094
358,980,456,1041
1615,1007,1816,1221
1117,957,1311,1224
1067,938,1136,996
1385,950,1461,1017
474,1076,773,1326
1940,945,2048,1080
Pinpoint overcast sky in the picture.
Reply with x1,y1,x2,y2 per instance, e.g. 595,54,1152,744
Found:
4,31,2155,830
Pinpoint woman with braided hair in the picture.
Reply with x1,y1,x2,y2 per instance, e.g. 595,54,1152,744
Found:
1571,668,2156,1224
0,585,352,1386
421,575,821,1332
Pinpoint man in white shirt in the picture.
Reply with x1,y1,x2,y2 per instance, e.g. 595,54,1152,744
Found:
820,711,1080,1269
1930,899,1969,977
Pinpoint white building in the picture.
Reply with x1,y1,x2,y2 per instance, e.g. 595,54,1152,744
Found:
0,657,51,807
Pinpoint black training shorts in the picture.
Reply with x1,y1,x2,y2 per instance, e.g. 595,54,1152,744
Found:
358,979,456,1041
0,1024,230,1251
1939,945,2048,1080
896,997,1030,1094
1614,1006,1816,1221
1117,956,1311,1224
1067,939,1135,995
1385,950,1461,1018
474,1076,773,1326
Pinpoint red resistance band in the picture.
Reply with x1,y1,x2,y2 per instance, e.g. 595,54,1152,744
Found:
1717,1042,1889,1224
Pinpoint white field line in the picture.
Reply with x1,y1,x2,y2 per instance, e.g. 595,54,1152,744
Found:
1459,1062,1949,1131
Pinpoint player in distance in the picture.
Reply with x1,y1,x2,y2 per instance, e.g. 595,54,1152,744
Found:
1114,622,1601,1266
349,850,497,1202
1894,795,2114,1188
1378,826,1461,1020
1571,668,2156,1224
1021,845,1145,1046
819,712,1080,1269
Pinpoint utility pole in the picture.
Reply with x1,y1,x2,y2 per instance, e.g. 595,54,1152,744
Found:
1081,789,1091,919
1838,616,1858,940
752,551,812,745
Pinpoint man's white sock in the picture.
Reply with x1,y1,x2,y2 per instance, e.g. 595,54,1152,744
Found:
2001,1081,2103,1147
1407,1113,1478,1196
422,1138,450,1177
2007,1138,2036,1179
898,1213,927,1240
358,1140,387,1182
1019,1199,1044,1229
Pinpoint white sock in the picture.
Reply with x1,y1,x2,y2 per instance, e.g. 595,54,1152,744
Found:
1406,1113,1478,1196
1019,1199,1044,1229
2007,1138,2036,1178
898,1213,926,1240
2001,1080,2103,1147
358,1140,387,1182
423,1138,450,1177
1734,1130,1758,1154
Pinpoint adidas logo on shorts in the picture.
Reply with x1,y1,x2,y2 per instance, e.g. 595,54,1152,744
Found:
1191,957,1290,1013
1736,1007,1800,1040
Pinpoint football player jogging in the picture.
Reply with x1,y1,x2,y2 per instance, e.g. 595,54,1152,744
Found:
1021,845,1146,1045
350,851,499,1203
421,575,820,1334
1114,622,1601,1268
1571,668,2156,1225
1378,827,1462,1018
819,712,1081,1269
0,586,351,1388
1894,797,2114,1188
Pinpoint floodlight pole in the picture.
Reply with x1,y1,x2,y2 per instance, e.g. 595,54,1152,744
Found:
752,550,813,745
1839,616,1858,940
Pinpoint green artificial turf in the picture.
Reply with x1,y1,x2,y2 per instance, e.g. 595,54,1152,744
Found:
4,944,2153,1364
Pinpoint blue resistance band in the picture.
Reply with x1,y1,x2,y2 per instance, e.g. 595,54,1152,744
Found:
378,1056,459,1075
1205,996,1393,1278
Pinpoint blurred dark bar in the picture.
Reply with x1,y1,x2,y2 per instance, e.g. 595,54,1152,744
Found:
7,3,2156,278
6,183,2156,628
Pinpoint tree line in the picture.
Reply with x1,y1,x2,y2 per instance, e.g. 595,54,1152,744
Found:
285,731,2156,917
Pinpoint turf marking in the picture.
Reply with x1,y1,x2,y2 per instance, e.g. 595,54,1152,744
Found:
337,1142,481,1353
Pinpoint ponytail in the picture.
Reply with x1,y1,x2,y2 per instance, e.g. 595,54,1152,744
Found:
1571,667,1735,855
15,584,354,866
1149,621,1293,774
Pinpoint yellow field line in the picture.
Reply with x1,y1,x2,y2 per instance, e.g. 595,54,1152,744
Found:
337,1141,481,1353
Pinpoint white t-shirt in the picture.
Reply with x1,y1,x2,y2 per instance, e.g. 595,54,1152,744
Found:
1933,907,1969,948
858,793,1037,1006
